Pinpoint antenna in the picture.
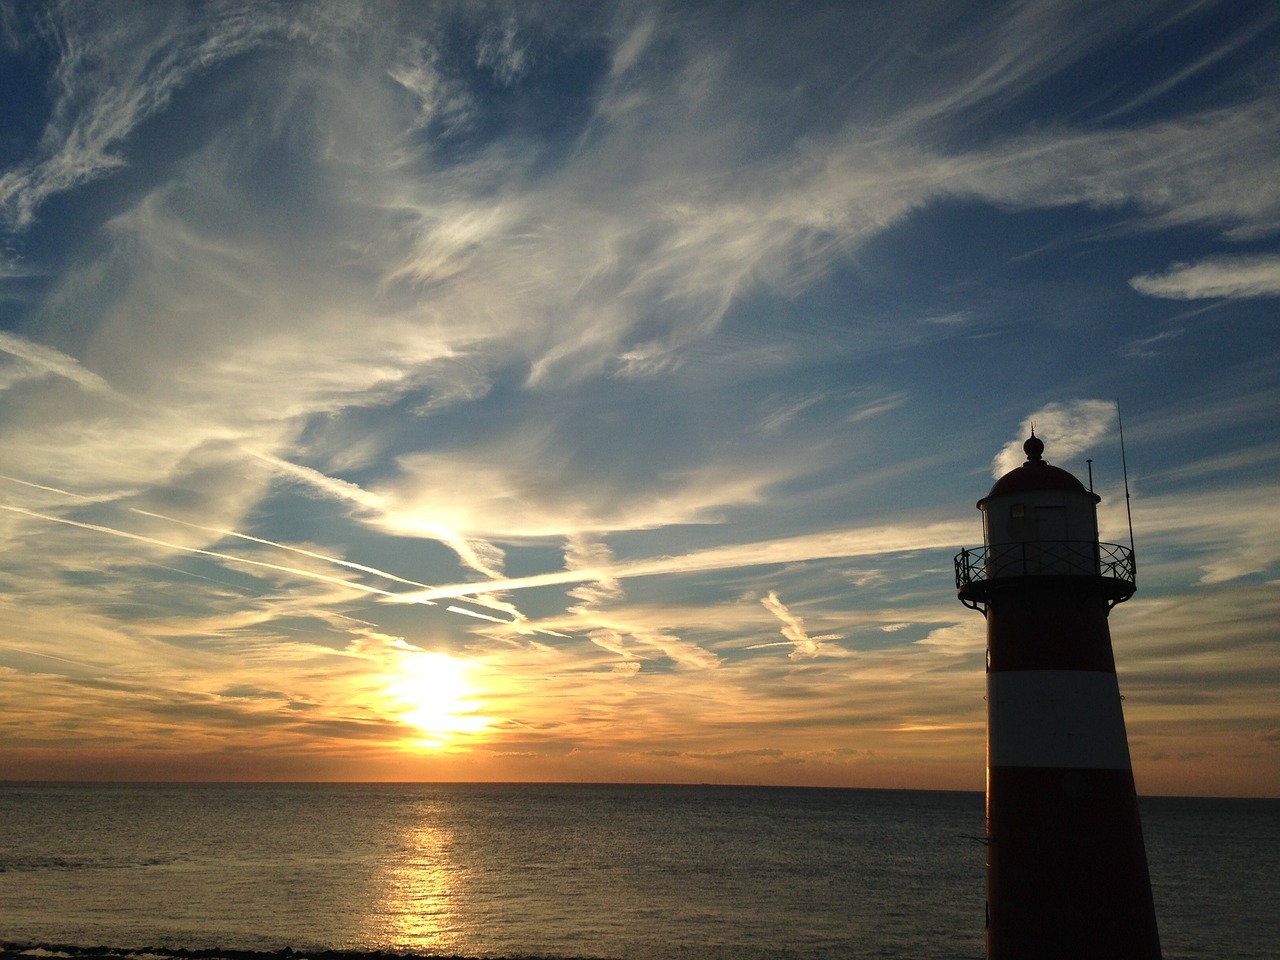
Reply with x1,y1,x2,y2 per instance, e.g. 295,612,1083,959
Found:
1116,400,1135,559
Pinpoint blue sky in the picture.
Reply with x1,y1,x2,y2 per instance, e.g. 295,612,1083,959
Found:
1,0,1277,794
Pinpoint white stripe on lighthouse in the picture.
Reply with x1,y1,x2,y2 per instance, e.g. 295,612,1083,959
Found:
988,670,1134,769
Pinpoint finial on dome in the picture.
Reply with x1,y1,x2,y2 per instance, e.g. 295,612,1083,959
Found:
1023,432,1045,462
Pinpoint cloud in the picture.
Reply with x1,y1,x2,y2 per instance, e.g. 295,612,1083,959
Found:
5,4,1275,497
907,98,1280,242
0,3,301,228
393,516,973,604
475,18,529,86
993,400,1118,477
0,500,417,604
0,469,544,631
1,2,1277,790
258,455,506,580
846,391,909,424
1132,484,1280,584
377,448,789,541
759,591,845,659
564,535,626,610
0,331,124,396
1122,328,1184,358
1129,255,1280,300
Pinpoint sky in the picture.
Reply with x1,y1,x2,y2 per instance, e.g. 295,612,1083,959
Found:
1,0,1278,797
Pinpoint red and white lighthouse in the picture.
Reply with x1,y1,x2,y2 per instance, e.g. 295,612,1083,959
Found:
956,433,1161,959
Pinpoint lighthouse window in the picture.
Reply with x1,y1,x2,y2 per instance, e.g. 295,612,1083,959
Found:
1010,504,1025,518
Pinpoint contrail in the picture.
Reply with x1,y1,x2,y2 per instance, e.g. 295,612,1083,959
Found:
129,506,534,624
1,472,440,591
6,496,545,632
446,605,512,623
759,590,842,659
442,605,571,638
0,332,129,400
0,502,432,605
5,646,90,667
251,453,506,580
4,471,971,616
394,518,975,603
0,473,112,501
128,506,440,590
0,472,529,626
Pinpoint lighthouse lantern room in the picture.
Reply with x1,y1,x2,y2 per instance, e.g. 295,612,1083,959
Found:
958,433,1136,611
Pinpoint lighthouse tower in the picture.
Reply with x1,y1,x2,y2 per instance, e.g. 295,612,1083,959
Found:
955,434,1161,960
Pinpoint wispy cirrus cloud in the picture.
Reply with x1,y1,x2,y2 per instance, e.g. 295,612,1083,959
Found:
0,3,301,228
1129,255,1280,300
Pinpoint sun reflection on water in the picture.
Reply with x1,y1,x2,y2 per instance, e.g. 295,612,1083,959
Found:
358,811,472,953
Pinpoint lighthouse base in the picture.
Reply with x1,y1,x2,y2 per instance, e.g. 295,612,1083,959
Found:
986,765,1161,959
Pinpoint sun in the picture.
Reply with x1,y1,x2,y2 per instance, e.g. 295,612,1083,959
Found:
386,651,491,748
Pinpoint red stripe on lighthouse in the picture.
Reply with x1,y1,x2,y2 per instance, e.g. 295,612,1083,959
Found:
985,589,1117,673
986,765,1161,960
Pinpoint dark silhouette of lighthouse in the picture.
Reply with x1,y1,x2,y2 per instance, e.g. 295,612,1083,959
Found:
955,433,1161,959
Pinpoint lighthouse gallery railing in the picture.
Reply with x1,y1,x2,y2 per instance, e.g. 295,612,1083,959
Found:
954,540,1135,591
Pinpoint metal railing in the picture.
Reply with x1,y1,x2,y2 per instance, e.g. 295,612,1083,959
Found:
954,540,1135,591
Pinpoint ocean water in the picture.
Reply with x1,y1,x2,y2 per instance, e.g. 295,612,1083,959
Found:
0,783,1275,960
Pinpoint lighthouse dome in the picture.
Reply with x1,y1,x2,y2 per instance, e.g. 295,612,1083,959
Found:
986,434,1088,498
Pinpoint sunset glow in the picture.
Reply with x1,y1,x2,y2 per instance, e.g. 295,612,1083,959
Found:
387,653,491,749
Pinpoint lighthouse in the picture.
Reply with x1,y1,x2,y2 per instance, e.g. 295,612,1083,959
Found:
955,433,1161,959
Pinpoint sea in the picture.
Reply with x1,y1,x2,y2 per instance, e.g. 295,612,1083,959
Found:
0,783,1276,960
